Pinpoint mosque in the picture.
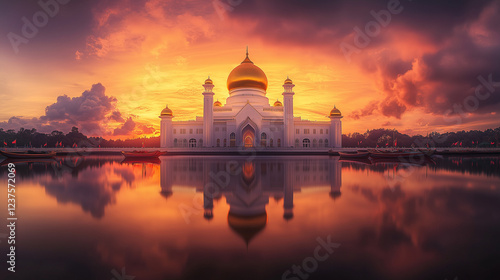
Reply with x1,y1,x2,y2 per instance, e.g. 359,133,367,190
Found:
159,49,342,149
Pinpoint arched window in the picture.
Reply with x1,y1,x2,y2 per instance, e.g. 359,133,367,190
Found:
270,138,274,147
217,139,220,147
324,139,329,147
319,139,323,147
183,139,187,147
320,129,323,134
295,139,299,148
199,139,203,147
173,139,178,147
261,133,267,147
224,139,227,147
230,133,236,147
189,139,196,148
303,139,311,148
313,139,317,148
277,139,281,147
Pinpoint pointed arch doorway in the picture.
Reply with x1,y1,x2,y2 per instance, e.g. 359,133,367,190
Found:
242,124,255,148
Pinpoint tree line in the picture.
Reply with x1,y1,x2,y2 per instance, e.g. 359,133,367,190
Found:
0,127,159,148
1,126,499,148
342,127,500,148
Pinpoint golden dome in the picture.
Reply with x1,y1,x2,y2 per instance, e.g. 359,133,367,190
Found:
205,77,213,84
284,77,293,84
214,100,222,107
227,50,268,92
274,99,283,107
228,212,267,245
160,105,173,116
330,106,341,117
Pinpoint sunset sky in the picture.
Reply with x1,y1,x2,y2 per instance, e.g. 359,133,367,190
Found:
1,0,499,139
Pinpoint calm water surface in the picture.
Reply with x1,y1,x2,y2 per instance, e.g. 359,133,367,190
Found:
0,155,499,280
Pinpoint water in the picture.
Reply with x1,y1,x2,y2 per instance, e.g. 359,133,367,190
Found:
0,155,499,280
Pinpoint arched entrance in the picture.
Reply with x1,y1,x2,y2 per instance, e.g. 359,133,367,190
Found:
242,124,255,148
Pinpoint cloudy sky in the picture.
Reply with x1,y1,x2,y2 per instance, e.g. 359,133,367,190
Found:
1,0,499,138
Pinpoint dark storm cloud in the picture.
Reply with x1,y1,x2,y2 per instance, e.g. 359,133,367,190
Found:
108,111,125,122
231,0,500,120
0,0,97,57
42,83,116,123
231,0,493,46
113,117,135,136
0,83,130,135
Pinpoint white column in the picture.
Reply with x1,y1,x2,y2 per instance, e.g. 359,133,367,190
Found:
329,117,342,148
282,79,295,148
159,115,173,148
203,81,215,147
329,120,335,148
336,120,342,148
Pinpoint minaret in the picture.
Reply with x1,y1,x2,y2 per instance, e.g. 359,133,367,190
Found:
159,105,174,148
329,106,343,148
203,77,215,147
282,77,295,148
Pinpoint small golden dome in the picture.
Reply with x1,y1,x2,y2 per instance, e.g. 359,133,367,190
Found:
214,100,222,107
160,105,173,116
227,50,268,92
330,106,342,117
284,77,293,84
205,77,213,84
274,99,283,107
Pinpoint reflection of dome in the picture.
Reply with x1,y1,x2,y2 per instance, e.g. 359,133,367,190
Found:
228,212,267,245
204,209,214,220
283,208,294,221
160,105,173,116
274,100,283,107
227,50,268,92
330,106,342,117
329,191,341,199
214,100,222,107
160,190,173,200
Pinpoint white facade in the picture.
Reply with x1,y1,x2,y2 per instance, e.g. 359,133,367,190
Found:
159,52,342,149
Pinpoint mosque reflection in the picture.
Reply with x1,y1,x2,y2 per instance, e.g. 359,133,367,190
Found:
1,155,499,280
1,155,498,223
160,156,342,244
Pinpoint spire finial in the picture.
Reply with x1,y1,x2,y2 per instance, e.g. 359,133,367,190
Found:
241,46,253,64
